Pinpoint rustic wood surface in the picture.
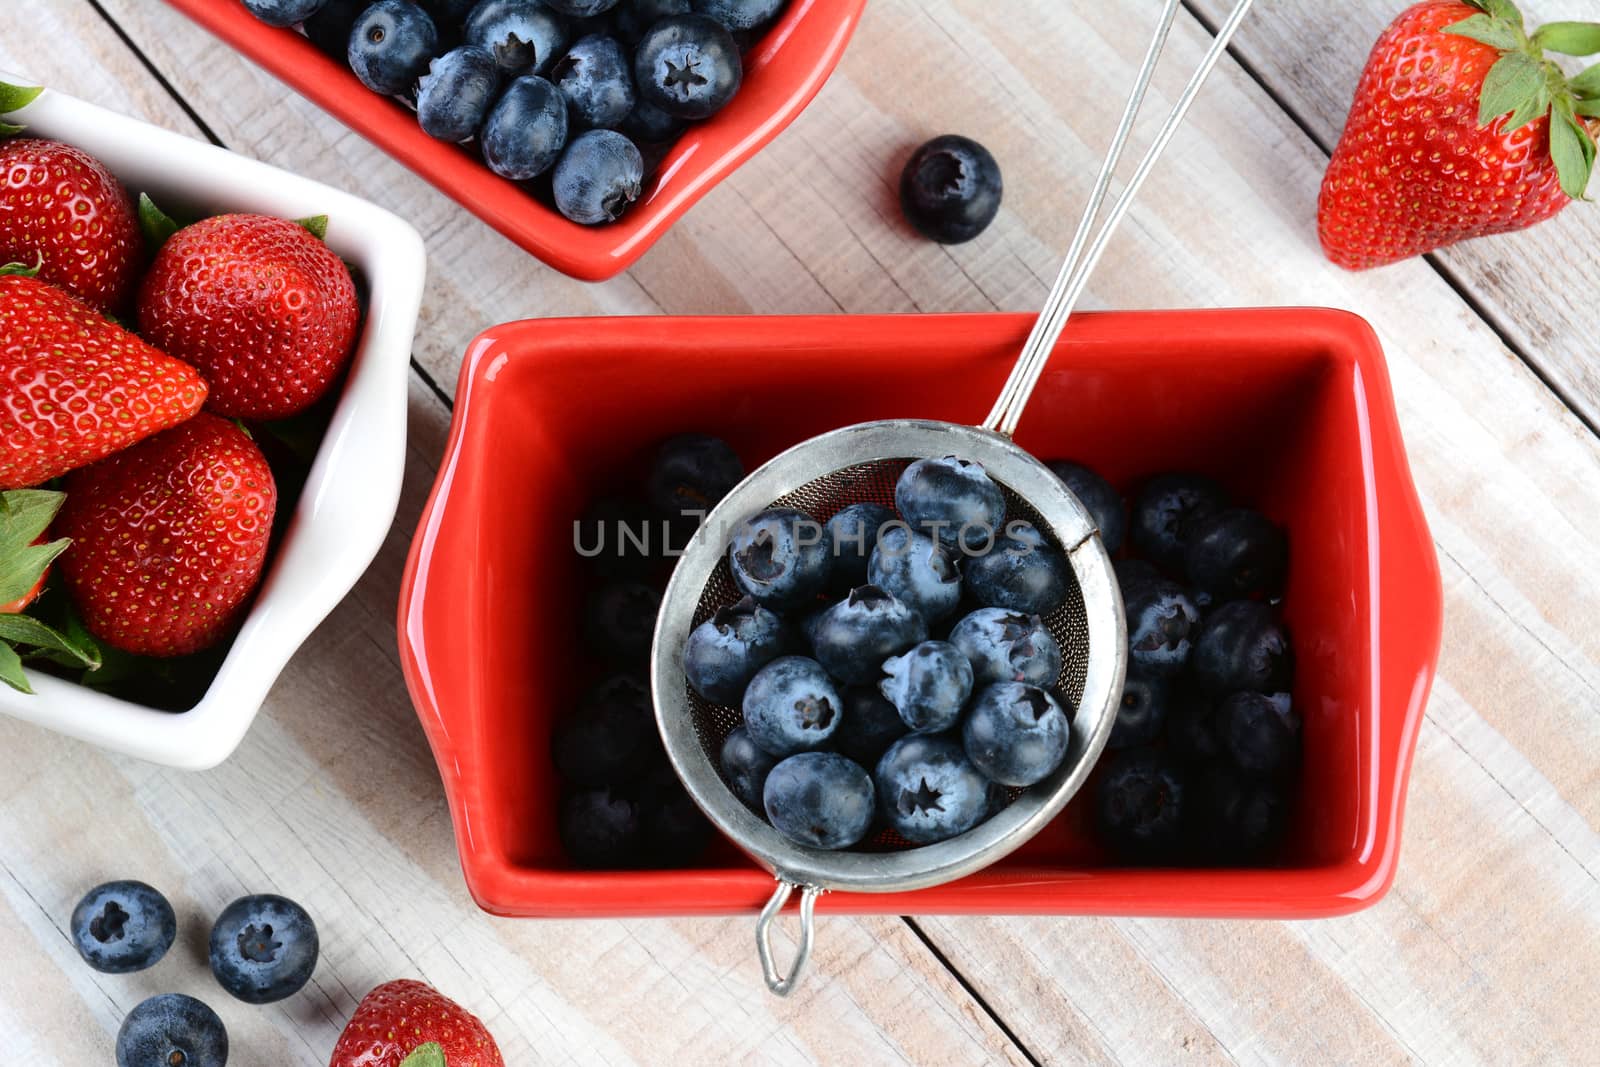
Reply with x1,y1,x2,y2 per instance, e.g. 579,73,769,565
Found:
3,0,1599,1063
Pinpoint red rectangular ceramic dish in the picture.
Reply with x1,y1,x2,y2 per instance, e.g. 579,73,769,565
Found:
397,309,1442,918
162,0,867,280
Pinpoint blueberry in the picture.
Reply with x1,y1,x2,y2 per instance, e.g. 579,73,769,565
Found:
614,0,689,43
962,682,1071,787
1094,749,1186,862
552,673,661,785
1192,601,1293,693
545,0,621,13
634,14,743,119
763,752,875,850
868,524,962,623
824,502,894,594
1192,766,1288,861
619,99,685,142
116,994,228,1067
1165,690,1223,764
559,786,640,866
646,434,743,526
742,655,840,756
1184,508,1288,601
1113,557,1160,597
209,895,319,1004
481,74,570,178
721,725,778,809
1219,691,1300,776
553,35,636,128
962,520,1070,615
948,607,1062,688
879,640,973,733
575,495,659,576
1131,473,1227,574
831,685,909,767
895,455,1006,553
690,0,782,30
1125,578,1200,677
70,881,176,974
1107,668,1168,750
465,0,570,73
1046,461,1124,555
899,135,1003,244
305,0,368,55
727,507,831,612
554,128,645,223
243,0,327,27
808,586,927,685
584,579,661,661
682,595,787,704
416,45,502,141
348,0,439,96
638,767,713,863
875,733,991,845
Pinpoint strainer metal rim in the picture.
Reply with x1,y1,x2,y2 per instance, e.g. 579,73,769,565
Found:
651,419,1127,895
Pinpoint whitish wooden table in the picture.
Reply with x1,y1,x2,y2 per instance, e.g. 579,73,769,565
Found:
5,1,1600,1063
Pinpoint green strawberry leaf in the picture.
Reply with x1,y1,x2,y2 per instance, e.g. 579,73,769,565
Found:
0,491,69,607
32,600,102,673
1550,101,1597,199
0,641,30,694
399,1044,446,1067
1533,21,1600,57
1446,14,1523,52
0,257,41,277
1572,62,1600,97
0,615,99,670
1505,83,1550,130
1479,51,1545,125
138,193,181,252
1576,98,1600,117
296,215,329,241
0,82,41,112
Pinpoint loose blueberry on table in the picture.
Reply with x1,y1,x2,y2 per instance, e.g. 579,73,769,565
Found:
70,881,177,974
209,893,320,1004
239,0,790,224
116,994,228,1067
899,134,1004,244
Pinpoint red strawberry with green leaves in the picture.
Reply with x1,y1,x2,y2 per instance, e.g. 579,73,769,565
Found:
0,83,144,310
1,267,208,490
329,980,505,1067
1319,0,1599,269
55,413,276,658
137,212,360,421
0,489,99,694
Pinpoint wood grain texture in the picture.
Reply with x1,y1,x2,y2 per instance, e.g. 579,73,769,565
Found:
2,0,1599,1063
1187,0,1600,428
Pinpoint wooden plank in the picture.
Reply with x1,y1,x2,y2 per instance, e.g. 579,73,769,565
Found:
1187,0,1600,428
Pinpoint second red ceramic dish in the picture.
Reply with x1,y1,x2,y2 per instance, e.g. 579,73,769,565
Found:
163,0,867,280
398,309,1443,919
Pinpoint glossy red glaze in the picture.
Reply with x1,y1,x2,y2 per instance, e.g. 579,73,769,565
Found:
162,0,867,281
398,309,1442,918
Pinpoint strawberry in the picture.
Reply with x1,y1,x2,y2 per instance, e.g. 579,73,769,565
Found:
55,413,276,658
0,269,208,490
1319,0,1600,269
0,137,143,309
329,980,505,1067
0,489,98,694
137,213,360,420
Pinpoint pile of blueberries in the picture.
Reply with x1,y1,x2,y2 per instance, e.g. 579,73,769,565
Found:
687,455,1083,853
1059,464,1300,864
241,0,785,224
552,434,754,867
69,881,319,1065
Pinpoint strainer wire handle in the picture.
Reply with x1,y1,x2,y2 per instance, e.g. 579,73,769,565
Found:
756,881,821,997
980,0,1256,438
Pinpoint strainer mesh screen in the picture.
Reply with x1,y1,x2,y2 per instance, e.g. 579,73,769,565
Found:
685,458,1091,852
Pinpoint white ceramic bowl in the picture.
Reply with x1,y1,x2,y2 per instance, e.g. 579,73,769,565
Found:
0,74,426,769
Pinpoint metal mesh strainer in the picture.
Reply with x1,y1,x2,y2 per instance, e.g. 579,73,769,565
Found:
651,0,1254,995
